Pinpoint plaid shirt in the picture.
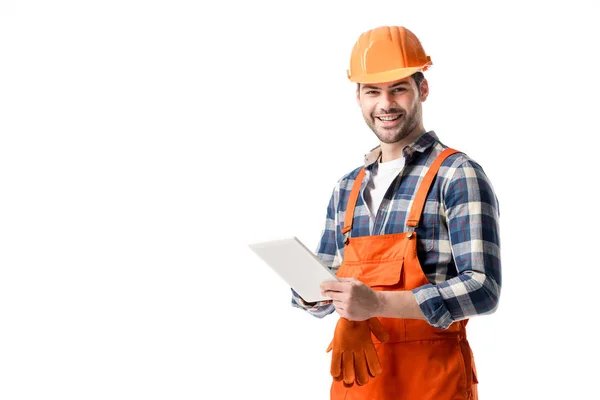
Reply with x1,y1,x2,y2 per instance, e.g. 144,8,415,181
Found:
291,131,501,329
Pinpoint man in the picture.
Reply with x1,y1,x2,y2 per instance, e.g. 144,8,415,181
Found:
291,26,501,400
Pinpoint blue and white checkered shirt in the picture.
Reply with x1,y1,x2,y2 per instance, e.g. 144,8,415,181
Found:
291,131,502,330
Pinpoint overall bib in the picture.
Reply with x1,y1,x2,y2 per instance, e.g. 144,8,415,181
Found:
331,149,478,400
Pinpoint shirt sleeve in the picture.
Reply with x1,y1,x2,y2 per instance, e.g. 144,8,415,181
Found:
290,186,340,318
411,159,502,329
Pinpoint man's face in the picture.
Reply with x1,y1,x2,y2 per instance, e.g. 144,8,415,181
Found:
356,76,429,144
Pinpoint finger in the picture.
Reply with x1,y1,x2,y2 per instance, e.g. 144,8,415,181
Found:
354,351,370,386
342,350,356,387
326,340,333,353
320,281,341,292
334,308,348,319
368,318,390,343
321,281,352,293
332,300,346,309
331,349,342,379
364,344,383,377
321,291,345,301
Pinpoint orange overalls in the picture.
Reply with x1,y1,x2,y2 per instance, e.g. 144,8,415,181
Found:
331,149,478,400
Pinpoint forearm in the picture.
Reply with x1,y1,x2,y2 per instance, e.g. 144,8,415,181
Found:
422,158,502,326
374,275,498,327
376,290,426,320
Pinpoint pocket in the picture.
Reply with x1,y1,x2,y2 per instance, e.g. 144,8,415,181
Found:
470,347,479,384
335,263,362,279
337,258,404,288
458,339,478,393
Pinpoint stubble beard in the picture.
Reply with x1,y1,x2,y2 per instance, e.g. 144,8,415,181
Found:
366,104,421,144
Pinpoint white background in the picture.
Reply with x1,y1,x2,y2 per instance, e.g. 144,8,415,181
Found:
1,0,598,399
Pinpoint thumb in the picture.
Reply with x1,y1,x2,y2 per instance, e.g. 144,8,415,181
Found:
326,340,333,353
368,317,389,343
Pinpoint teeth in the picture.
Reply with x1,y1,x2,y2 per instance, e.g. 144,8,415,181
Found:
378,115,400,121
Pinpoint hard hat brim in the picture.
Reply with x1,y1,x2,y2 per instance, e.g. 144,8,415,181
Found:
347,66,425,84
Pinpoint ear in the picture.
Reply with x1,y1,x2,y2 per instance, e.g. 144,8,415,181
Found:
419,79,430,102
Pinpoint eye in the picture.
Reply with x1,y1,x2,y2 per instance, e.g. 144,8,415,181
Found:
365,91,379,95
393,88,406,93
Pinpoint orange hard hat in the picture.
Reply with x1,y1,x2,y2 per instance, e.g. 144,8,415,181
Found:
347,26,432,84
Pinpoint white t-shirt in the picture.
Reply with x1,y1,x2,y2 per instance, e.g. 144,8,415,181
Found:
364,156,406,223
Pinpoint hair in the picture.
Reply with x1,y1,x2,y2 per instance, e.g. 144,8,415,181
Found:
357,71,425,96
412,72,425,96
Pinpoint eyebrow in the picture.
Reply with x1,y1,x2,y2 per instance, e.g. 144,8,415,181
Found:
362,82,409,91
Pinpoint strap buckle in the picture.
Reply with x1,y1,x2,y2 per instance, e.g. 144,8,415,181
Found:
343,230,351,245
406,224,416,239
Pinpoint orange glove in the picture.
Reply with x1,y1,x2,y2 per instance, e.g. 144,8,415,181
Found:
326,317,389,387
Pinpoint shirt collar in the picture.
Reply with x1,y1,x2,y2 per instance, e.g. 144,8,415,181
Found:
363,130,439,167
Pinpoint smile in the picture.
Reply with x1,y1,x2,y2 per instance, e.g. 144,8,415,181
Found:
376,115,402,121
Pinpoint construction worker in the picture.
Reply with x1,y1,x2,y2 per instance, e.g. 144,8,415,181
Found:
291,26,501,400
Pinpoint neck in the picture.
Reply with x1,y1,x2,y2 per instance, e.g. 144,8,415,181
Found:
380,126,426,163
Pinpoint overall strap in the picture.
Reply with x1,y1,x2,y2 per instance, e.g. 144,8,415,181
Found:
406,148,460,228
341,168,365,243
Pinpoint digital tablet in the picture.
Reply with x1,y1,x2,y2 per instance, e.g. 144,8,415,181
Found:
248,236,340,303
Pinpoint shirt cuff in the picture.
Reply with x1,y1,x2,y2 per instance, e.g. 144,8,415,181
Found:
412,284,454,330
291,288,334,318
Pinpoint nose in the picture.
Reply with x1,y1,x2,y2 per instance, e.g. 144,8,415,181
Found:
378,91,396,111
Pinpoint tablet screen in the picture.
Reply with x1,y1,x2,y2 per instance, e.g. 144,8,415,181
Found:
249,236,339,303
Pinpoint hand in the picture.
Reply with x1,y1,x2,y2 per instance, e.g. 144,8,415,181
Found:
326,317,389,387
321,278,383,321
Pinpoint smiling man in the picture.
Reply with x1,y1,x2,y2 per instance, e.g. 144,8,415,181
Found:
359,76,427,160
291,26,502,400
